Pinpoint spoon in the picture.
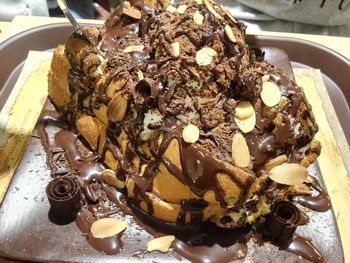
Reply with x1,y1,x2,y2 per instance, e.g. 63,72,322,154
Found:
57,0,103,54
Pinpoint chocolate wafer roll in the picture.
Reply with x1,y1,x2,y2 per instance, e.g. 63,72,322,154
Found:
46,176,81,218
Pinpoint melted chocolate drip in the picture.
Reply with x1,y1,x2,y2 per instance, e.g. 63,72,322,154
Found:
42,0,331,261
75,208,124,255
39,109,327,262
286,235,324,263
292,176,331,212
155,120,253,209
38,111,130,255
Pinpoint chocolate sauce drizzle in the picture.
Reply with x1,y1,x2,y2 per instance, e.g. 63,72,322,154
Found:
292,176,331,212
41,0,332,261
156,120,252,207
39,108,328,262
39,110,130,254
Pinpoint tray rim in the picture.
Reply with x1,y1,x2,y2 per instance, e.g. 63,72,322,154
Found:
1,22,349,89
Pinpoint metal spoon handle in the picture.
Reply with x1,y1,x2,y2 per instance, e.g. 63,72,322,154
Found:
57,0,81,32
57,0,97,49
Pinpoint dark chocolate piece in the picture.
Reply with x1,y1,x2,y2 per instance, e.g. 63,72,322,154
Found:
263,201,301,245
46,176,81,218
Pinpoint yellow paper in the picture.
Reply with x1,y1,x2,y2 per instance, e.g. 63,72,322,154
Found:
0,51,52,203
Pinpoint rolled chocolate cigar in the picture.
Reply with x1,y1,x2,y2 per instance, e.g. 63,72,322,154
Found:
48,0,321,228
263,201,301,244
46,176,81,218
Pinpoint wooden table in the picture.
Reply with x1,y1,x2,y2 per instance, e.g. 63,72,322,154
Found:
1,15,350,262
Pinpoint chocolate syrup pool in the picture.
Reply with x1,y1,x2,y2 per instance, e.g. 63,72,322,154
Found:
39,110,329,263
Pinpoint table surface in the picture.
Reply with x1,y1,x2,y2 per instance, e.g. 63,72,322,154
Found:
1,15,350,262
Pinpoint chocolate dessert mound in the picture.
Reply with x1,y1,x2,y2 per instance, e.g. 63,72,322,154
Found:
44,0,330,262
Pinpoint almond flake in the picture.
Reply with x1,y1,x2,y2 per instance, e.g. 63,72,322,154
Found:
182,124,199,143
107,92,128,122
170,42,180,57
102,169,125,188
147,235,175,253
264,154,288,170
193,10,204,25
277,96,289,111
196,47,217,66
137,69,144,80
268,163,308,185
93,104,108,125
177,5,188,14
261,81,281,107
166,5,177,13
204,0,222,19
262,74,270,82
224,25,236,43
305,175,314,184
219,4,237,23
90,218,127,238
195,0,203,4
234,113,256,133
234,101,254,119
123,45,144,53
232,133,250,168
123,7,142,19
82,96,91,108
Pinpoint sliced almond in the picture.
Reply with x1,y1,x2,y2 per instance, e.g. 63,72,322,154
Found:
305,175,314,184
235,101,254,119
268,163,308,185
177,5,188,14
182,124,199,143
147,235,175,253
219,4,237,23
82,96,91,108
204,0,222,19
93,104,108,125
117,129,129,154
170,42,180,57
123,45,144,53
90,218,127,238
231,133,250,168
224,25,236,43
107,92,128,122
102,169,125,189
195,0,203,4
261,81,281,107
106,78,127,98
277,96,289,111
166,5,177,13
262,74,270,82
264,154,288,170
234,113,256,133
193,10,204,25
196,47,217,66
137,69,144,81
123,7,142,19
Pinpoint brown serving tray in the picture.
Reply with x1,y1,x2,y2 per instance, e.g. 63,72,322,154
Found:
0,23,347,263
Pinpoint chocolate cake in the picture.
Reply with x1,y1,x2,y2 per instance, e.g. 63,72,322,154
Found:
43,0,331,262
